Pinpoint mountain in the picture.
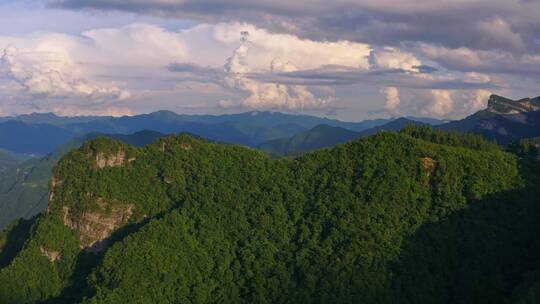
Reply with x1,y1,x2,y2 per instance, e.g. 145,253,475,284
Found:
0,131,165,230
1,127,538,303
0,121,76,155
64,111,392,146
258,124,361,156
0,112,109,126
485,95,540,114
94,110,389,132
357,117,425,137
0,111,391,155
439,94,540,144
508,137,540,159
0,149,29,173
258,118,427,156
405,116,448,126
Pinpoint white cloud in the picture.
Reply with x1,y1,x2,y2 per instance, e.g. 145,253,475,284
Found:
415,89,495,118
381,87,400,115
81,23,189,70
0,22,375,114
370,47,421,72
0,18,525,119
427,90,454,117
222,32,335,110
0,45,130,100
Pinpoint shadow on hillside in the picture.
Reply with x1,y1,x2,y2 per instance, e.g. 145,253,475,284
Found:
389,160,540,304
0,216,37,269
44,208,175,304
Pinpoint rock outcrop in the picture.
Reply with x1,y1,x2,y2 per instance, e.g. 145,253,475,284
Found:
487,94,540,115
62,199,134,252
95,149,127,169
40,247,61,262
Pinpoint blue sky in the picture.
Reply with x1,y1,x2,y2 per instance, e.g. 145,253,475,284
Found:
0,0,539,121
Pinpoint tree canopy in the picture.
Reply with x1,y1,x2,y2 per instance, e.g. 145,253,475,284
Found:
0,127,538,303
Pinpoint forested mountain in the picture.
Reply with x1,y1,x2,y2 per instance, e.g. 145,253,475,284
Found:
1,127,538,303
439,94,540,144
258,124,361,156
357,117,425,137
258,118,425,156
0,131,165,229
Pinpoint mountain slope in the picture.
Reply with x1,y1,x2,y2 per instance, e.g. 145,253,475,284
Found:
258,124,361,156
258,118,426,156
0,131,165,230
0,149,29,173
0,121,76,155
358,117,425,137
1,128,537,303
439,94,540,144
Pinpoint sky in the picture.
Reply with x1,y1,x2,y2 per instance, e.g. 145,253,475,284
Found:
0,0,539,121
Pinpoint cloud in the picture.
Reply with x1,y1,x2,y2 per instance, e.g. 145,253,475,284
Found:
50,105,133,117
221,32,335,110
381,87,400,115
165,24,371,111
369,47,421,72
49,0,540,53
0,45,129,100
81,23,188,69
426,90,454,117
413,89,494,118
167,63,221,74
419,44,540,76
38,0,540,119
247,65,497,90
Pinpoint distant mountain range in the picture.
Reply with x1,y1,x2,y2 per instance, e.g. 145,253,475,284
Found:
0,111,446,156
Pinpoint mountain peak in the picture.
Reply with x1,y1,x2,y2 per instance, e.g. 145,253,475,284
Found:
487,94,540,114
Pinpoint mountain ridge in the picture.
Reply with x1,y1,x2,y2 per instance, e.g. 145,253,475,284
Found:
0,130,166,230
1,127,536,303
438,94,540,144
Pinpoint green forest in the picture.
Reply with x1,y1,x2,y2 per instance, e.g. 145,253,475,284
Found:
0,126,539,303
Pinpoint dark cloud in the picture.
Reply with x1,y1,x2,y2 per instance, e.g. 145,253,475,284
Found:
167,62,222,74
166,62,227,87
247,66,498,90
418,45,540,76
413,65,438,74
49,0,540,53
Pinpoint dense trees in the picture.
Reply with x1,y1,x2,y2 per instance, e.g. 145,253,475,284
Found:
0,128,538,303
